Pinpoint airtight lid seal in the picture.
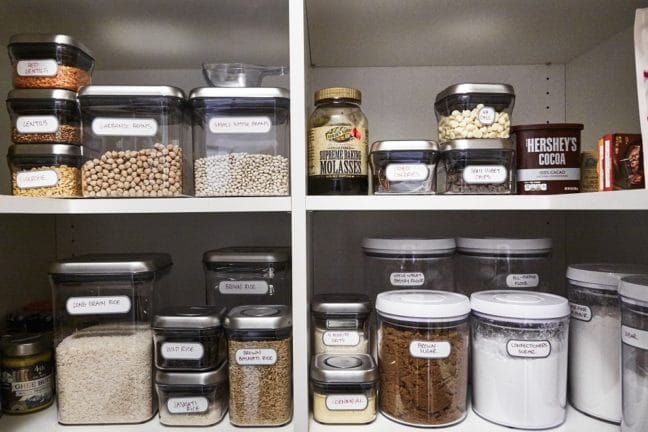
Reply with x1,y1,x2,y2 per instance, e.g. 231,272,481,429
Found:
471,290,570,320
435,83,515,102
619,275,648,303
224,305,291,330
370,140,439,152
155,361,228,386
189,87,289,99
78,85,186,99
9,33,94,59
441,139,514,152
311,293,371,315
203,247,290,263
310,354,377,384
7,89,78,102
375,290,470,321
8,144,82,158
566,263,648,291
49,253,172,275
153,306,227,329
362,237,456,255
456,237,552,255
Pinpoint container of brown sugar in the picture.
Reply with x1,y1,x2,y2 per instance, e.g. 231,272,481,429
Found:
375,289,470,427
512,123,583,194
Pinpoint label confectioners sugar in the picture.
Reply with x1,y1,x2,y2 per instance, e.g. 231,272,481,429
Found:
323,331,361,346
390,272,425,287
65,295,132,315
570,303,592,322
506,340,551,358
17,60,58,77
409,340,451,359
308,125,368,177
161,342,205,360
218,280,269,295
16,116,59,133
622,325,648,350
325,394,368,411
235,348,277,365
506,274,539,288
167,397,209,414
16,170,59,189
385,164,429,181
209,116,272,134
92,118,158,136
463,165,507,184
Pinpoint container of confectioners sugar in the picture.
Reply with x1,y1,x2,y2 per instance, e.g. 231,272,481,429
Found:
512,123,583,194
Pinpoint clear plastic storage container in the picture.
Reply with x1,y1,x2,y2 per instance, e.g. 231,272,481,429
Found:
153,306,227,371
310,354,378,425
566,263,648,423
155,361,228,427
223,305,292,427
439,139,516,194
455,237,552,297
470,290,570,429
49,253,172,425
78,85,189,197
362,237,455,294
203,247,291,309
311,293,371,355
7,144,82,197
8,34,94,91
369,140,439,194
6,89,81,145
189,88,290,196
434,83,515,143
375,290,470,427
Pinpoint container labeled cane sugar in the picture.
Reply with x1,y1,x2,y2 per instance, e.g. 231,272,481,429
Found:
512,123,583,194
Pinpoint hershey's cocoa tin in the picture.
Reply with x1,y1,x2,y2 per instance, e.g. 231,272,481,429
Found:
512,123,583,194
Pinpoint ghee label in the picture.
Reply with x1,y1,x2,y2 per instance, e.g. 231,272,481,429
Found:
308,125,368,177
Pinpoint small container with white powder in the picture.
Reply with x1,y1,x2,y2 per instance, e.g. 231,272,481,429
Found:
311,293,371,355
470,290,570,429
566,263,648,423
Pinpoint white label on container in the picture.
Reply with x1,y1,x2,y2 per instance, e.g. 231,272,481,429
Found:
16,170,58,189
325,394,368,411
161,342,204,360
385,164,429,181
622,325,648,350
409,341,451,359
390,272,425,287
236,348,277,365
16,59,58,77
462,165,507,184
478,106,496,125
209,116,272,134
66,296,131,315
506,340,551,358
218,280,269,295
323,331,360,346
506,273,540,288
16,116,59,133
570,303,592,322
92,118,158,136
167,397,209,414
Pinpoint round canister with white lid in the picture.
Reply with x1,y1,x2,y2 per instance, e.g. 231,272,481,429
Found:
375,290,469,427
362,237,455,294
455,237,552,296
470,290,569,429
567,263,648,423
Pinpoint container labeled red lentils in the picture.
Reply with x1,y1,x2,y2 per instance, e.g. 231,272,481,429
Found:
512,123,583,194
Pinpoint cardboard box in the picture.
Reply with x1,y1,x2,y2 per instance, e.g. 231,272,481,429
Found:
599,134,644,190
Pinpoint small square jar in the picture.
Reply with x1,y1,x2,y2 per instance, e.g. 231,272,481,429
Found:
78,85,189,197
155,361,228,427
6,89,81,145
369,140,439,194
7,144,82,197
434,83,515,143
439,139,516,194
8,34,94,91
311,294,371,355
153,305,227,371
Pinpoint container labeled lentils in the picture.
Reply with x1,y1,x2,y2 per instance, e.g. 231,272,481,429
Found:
471,290,570,429
6,89,81,145
311,293,371,355
78,85,188,197
369,140,440,194
308,87,368,195
8,34,94,91
223,305,292,426
376,290,469,427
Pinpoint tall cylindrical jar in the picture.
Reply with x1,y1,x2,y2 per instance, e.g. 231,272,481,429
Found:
567,263,648,423
619,275,648,432
308,87,368,195
376,290,469,427
470,290,570,429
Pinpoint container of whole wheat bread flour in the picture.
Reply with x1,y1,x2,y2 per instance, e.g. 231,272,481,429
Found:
512,123,583,194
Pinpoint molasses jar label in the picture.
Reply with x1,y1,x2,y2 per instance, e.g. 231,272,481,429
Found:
308,125,368,177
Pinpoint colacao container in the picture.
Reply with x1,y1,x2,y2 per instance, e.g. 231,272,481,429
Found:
376,290,470,427
49,253,172,425
203,247,291,309
189,88,290,196
153,306,227,371
224,305,292,427
7,144,82,197
155,361,228,427
566,263,648,423
78,85,189,197
362,237,456,293
471,290,570,429
6,89,81,145
8,34,94,91
434,83,515,143
439,139,516,194
310,354,378,424
455,237,552,297
619,275,648,432
369,140,440,194
311,293,371,355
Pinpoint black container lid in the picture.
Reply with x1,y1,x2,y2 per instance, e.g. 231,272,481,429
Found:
203,247,290,264
153,306,227,329
7,89,78,102
8,144,83,158
9,33,94,59
435,83,515,102
311,293,370,315
49,253,172,276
